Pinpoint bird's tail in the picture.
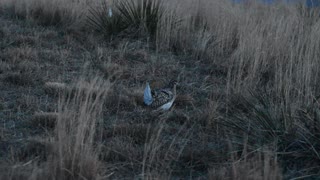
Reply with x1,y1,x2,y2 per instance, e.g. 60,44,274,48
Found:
143,82,153,105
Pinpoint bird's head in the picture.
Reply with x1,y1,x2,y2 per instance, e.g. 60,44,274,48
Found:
168,80,178,88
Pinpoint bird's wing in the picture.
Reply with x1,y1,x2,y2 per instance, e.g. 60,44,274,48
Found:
150,88,174,108
144,82,153,105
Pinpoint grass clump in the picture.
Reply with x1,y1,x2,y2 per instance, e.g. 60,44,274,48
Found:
224,89,320,178
225,90,289,145
209,147,282,180
47,77,111,180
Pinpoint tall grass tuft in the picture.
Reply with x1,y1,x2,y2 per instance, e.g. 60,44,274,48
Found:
0,0,86,27
47,77,111,180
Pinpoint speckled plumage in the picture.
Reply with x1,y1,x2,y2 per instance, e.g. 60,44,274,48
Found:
144,80,177,110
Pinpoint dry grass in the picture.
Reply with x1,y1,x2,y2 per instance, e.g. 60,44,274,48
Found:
1,0,320,179
1,78,112,179
0,0,87,28
43,82,68,96
209,147,282,180
31,112,58,129
46,77,111,180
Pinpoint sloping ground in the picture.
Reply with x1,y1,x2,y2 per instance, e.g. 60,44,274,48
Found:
0,14,238,179
0,0,318,178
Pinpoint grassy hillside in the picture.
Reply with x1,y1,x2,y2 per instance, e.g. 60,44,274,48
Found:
0,0,320,179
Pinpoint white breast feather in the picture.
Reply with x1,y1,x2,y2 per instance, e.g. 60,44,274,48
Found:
159,98,175,110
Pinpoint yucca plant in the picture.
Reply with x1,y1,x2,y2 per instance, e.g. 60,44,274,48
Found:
117,0,164,38
88,1,126,37
224,89,320,178
87,0,164,39
224,89,289,146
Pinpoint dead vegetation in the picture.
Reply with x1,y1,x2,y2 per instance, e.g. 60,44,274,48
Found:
0,0,320,179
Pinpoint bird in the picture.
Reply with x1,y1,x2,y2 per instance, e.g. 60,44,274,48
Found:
108,7,113,17
143,80,178,111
